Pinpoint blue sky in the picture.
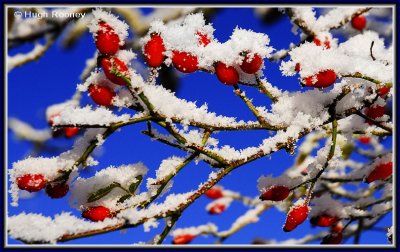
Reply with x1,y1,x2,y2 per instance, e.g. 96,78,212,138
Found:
7,7,392,245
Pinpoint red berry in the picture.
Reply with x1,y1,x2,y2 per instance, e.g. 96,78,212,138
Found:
365,105,385,119
101,57,130,86
240,53,263,74
331,222,343,233
304,69,336,88
172,51,199,73
88,84,116,107
82,206,111,222
64,127,80,138
172,234,196,244
321,232,343,244
313,37,330,49
359,136,371,144
205,187,224,199
365,161,393,183
310,214,339,227
378,86,391,98
144,33,166,68
96,22,120,55
260,185,290,201
351,15,367,31
197,31,211,46
16,174,47,192
215,62,239,85
295,63,301,73
45,182,69,199
209,204,225,215
283,204,309,232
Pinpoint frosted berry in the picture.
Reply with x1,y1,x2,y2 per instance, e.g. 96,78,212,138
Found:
365,105,385,120
96,22,120,55
64,127,80,138
172,51,199,73
359,136,371,144
197,31,211,46
304,69,336,88
313,37,330,49
295,63,301,73
205,187,224,199
215,62,239,85
101,57,130,85
365,161,393,183
17,174,47,192
240,53,263,74
321,232,343,244
351,15,367,31
310,214,339,227
283,204,309,232
88,84,116,107
378,86,391,98
144,33,165,68
260,185,290,201
172,234,195,244
209,204,225,215
46,182,69,199
82,206,111,222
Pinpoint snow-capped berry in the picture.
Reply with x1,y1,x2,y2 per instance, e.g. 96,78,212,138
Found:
310,214,339,227
172,51,199,73
96,22,120,55
313,37,331,49
82,206,111,222
215,62,239,85
88,84,116,107
304,69,337,88
365,161,393,183
197,31,211,46
45,182,69,199
365,105,385,119
378,86,391,98
321,232,343,244
144,33,166,68
351,15,367,31
208,204,225,215
283,204,309,232
295,63,301,73
64,127,80,138
101,57,130,85
205,187,224,199
16,174,47,192
240,53,263,74
260,185,290,201
359,136,371,144
172,234,196,244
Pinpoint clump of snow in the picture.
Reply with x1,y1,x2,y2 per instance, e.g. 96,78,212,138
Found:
206,197,233,211
258,174,301,193
52,106,131,126
69,164,148,211
88,8,129,46
310,194,347,218
9,118,52,142
143,218,159,232
8,212,123,244
171,223,217,237
46,100,79,122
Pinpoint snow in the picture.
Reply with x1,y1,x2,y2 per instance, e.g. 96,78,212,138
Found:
310,194,346,218
258,175,301,192
8,212,123,244
206,197,233,211
69,164,148,211
171,223,217,237
52,105,131,126
9,118,52,142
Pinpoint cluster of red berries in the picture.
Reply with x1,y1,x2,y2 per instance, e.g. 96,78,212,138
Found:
143,32,264,86
16,174,69,199
204,186,227,215
89,21,131,107
363,86,390,125
48,113,80,139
